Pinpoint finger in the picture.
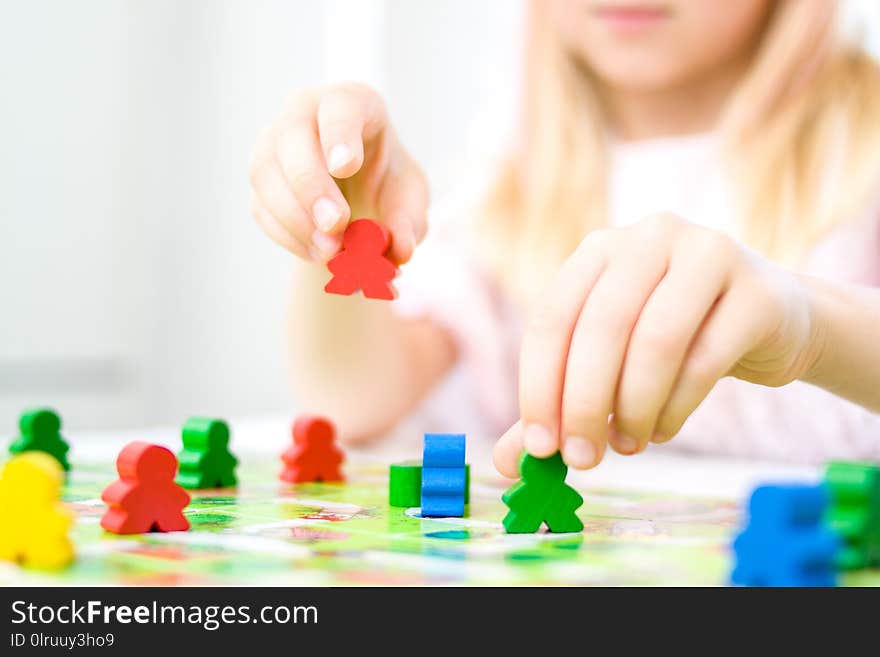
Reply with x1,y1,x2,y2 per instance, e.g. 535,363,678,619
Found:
250,195,312,260
613,245,730,450
275,113,351,236
412,210,429,244
493,420,524,478
518,233,610,460
253,157,341,260
317,83,388,179
378,157,430,265
654,281,765,439
250,135,341,260
561,246,668,464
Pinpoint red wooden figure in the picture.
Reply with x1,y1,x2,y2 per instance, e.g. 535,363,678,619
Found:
324,218,398,300
280,416,345,483
100,442,191,534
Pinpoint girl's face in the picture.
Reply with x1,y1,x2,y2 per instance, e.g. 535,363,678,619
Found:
549,0,775,91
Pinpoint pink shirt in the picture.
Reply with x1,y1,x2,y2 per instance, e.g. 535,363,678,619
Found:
395,134,880,464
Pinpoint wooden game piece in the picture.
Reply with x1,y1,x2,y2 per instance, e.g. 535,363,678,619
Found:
420,433,466,517
423,433,466,467
9,408,70,472
731,484,839,586
324,218,398,300
100,441,191,534
824,461,880,569
280,416,345,483
422,468,466,516
0,452,74,569
389,461,422,507
389,462,470,508
176,417,239,489
502,452,584,534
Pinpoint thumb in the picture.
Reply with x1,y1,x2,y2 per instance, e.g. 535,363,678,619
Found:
378,161,430,265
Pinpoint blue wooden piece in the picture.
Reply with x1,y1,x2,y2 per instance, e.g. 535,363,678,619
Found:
422,469,467,495
731,484,840,587
422,434,465,467
421,496,465,518
420,433,466,517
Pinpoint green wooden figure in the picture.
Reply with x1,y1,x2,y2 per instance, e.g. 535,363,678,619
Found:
389,461,471,508
502,452,583,534
389,461,422,507
825,461,880,569
176,417,238,489
9,408,70,472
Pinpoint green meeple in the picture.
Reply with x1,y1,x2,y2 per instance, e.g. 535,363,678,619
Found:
825,461,880,569
9,408,70,472
502,452,583,533
176,417,238,489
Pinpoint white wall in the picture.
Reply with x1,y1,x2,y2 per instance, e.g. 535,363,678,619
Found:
0,1,147,431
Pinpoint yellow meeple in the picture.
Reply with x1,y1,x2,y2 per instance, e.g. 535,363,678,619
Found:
0,452,74,569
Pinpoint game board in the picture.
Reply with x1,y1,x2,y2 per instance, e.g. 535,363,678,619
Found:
2,459,878,586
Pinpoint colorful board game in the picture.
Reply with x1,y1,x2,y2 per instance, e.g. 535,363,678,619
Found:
3,457,878,586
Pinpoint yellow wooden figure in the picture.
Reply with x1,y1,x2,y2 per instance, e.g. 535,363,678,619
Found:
0,452,74,569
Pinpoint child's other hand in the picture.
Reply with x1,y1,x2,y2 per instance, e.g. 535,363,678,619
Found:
494,214,820,475
248,83,428,264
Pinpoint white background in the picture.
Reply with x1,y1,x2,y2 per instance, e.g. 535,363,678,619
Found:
0,0,877,435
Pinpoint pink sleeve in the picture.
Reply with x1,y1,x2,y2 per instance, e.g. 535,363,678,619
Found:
672,379,880,463
393,208,519,440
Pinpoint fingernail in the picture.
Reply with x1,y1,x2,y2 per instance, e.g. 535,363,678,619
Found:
306,245,323,262
327,144,353,174
563,436,596,469
311,230,341,259
312,197,343,232
523,424,556,456
651,432,668,444
615,433,639,455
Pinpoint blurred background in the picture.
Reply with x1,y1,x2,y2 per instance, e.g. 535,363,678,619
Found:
1,0,879,434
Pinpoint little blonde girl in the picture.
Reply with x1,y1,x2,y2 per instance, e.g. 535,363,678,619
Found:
248,0,880,476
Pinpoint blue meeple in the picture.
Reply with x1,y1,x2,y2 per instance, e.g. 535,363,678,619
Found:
420,433,466,517
731,483,840,587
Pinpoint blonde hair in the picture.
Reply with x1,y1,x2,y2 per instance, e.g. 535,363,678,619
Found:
479,0,880,305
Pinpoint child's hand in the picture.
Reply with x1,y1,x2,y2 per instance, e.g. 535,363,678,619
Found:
494,214,820,475
248,83,428,264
